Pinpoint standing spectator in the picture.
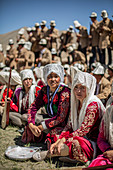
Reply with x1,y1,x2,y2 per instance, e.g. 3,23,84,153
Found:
5,39,18,69
46,20,59,51
24,41,35,69
17,28,26,43
74,20,88,64
89,12,100,69
36,39,52,67
31,23,41,65
16,39,28,73
97,10,112,65
40,20,48,39
59,26,75,60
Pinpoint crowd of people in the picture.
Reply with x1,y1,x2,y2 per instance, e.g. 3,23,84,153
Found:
0,9,113,168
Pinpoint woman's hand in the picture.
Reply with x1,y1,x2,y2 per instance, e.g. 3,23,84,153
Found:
50,138,66,155
103,150,113,162
29,123,41,137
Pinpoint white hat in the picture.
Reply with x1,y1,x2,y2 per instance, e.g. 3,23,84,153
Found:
74,63,85,72
91,62,101,69
31,27,36,31
0,62,5,68
18,39,25,45
35,23,40,27
24,41,32,50
101,10,108,18
50,20,56,26
20,69,34,82
1,67,10,72
0,44,3,51
90,12,97,18
64,64,70,70
9,39,14,45
67,46,74,53
51,48,57,54
18,28,25,35
72,43,77,50
73,20,81,28
67,25,74,33
39,39,47,45
92,65,105,75
40,20,47,26
27,27,31,32
6,45,11,51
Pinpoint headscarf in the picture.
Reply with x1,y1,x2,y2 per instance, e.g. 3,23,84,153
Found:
43,64,64,84
20,69,36,84
71,70,105,131
33,67,45,83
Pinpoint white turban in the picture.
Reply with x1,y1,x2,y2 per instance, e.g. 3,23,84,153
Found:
43,64,64,83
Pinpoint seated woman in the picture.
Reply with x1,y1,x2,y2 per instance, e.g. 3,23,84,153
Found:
32,70,105,163
88,81,113,168
33,67,45,88
9,69,41,127
23,64,70,144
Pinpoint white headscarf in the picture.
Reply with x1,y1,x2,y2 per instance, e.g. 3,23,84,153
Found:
43,64,64,84
71,70,105,131
33,67,45,83
20,69,36,84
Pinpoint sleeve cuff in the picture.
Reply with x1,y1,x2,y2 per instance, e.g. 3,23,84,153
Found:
41,121,48,130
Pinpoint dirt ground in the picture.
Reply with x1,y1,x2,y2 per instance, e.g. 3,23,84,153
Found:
0,125,87,170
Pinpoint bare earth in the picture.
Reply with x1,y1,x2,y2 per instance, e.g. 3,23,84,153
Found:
0,125,86,170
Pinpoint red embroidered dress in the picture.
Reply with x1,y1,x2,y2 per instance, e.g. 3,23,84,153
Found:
28,84,70,136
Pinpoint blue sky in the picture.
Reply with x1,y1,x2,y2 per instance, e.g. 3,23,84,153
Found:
0,0,113,35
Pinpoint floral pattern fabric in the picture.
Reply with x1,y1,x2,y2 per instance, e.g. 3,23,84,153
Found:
28,85,71,133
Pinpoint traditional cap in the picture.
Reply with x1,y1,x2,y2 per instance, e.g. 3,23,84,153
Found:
18,39,25,45
9,39,14,45
73,20,81,28
0,44,3,51
6,45,11,51
74,63,85,72
43,64,64,83
51,48,57,55
92,65,105,75
67,46,74,53
20,69,34,82
0,62,5,69
31,27,36,31
24,41,32,50
108,63,113,71
50,20,56,26
67,25,74,33
35,23,40,27
27,27,31,32
39,38,47,45
40,20,47,26
90,12,97,18
18,28,25,35
101,10,108,18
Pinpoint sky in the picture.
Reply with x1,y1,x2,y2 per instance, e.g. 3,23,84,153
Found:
0,0,113,35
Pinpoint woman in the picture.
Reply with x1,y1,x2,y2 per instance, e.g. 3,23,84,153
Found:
33,70,105,163
88,82,113,168
24,64,70,144
33,67,45,88
9,69,41,127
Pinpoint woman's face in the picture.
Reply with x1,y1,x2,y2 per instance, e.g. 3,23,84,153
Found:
23,78,33,89
74,84,87,101
47,72,60,92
